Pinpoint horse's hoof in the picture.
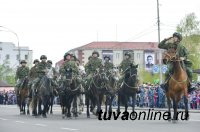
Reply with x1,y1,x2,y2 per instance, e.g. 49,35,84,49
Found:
87,116,90,118
42,114,47,118
185,114,189,121
172,120,177,124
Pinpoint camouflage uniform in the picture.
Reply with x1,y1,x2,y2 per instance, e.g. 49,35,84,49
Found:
85,51,103,85
118,52,136,86
119,52,136,72
104,56,114,76
158,32,193,92
28,60,39,98
60,60,79,76
15,60,29,95
59,53,79,86
31,55,48,93
158,33,193,82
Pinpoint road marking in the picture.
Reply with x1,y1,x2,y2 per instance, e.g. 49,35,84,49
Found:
0,117,8,121
34,124,47,127
190,119,200,122
15,121,25,123
0,105,17,109
61,127,79,131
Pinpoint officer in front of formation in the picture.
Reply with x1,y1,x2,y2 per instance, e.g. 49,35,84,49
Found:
158,32,195,93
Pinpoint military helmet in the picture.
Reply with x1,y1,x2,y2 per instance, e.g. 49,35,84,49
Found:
92,51,99,57
33,59,39,64
104,56,110,60
40,55,47,60
64,52,71,61
173,32,182,41
124,52,131,57
47,60,53,64
20,60,27,64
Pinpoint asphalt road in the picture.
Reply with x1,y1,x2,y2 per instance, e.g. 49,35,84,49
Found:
0,105,200,132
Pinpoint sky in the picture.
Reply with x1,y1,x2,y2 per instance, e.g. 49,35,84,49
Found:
0,0,200,64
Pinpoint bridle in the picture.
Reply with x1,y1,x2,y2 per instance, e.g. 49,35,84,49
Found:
123,67,138,89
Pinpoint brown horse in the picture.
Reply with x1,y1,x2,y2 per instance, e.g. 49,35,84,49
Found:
163,49,189,122
17,77,30,115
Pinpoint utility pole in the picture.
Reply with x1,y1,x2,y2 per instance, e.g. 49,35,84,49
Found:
157,0,162,84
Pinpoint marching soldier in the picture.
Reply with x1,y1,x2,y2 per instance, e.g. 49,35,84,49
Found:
158,32,195,93
15,60,29,97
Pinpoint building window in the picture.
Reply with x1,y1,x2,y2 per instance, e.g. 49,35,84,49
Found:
25,55,28,60
6,54,10,60
16,54,19,60
116,53,120,59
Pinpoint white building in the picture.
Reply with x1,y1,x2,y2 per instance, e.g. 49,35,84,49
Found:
0,42,33,69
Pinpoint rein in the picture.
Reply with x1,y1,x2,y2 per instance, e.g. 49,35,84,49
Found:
165,50,189,84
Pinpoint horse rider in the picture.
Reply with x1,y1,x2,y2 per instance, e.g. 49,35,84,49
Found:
84,51,104,85
59,52,79,84
31,55,48,95
118,52,138,87
158,32,195,93
28,59,40,98
46,60,58,92
103,56,114,76
15,60,29,97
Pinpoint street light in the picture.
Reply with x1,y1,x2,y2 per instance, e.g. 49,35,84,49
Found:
0,26,21,64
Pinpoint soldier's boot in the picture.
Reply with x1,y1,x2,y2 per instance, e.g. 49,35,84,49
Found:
160,74,171,93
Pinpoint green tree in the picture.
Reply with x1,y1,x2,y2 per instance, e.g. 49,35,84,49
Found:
0,60,15,85
139,68,160,84
176,13,200,81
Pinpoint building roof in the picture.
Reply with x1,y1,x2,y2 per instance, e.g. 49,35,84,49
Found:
71,41,159,51
0,80,12,87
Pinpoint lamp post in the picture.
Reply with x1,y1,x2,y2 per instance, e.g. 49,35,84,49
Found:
0,26,21,64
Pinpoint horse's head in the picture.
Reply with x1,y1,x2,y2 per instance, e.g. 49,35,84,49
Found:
64,68,73,87
94,67,107,81
65,68,73,79
125,64,138,80
162,49,178,64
